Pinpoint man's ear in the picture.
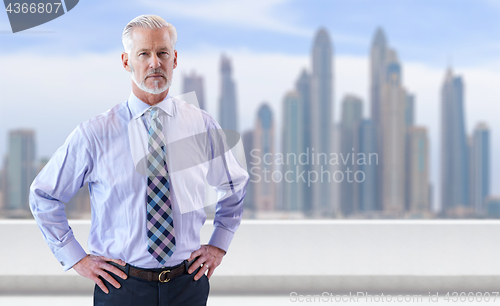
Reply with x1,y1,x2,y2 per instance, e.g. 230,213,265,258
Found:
173,50,178,69
122,52,131,72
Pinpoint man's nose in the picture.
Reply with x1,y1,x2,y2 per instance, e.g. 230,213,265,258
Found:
149,54,161,69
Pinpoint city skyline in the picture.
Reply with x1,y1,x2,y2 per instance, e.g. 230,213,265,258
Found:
0,36,500,208
241,27,494,218
0,24,497,218
1,1,499,214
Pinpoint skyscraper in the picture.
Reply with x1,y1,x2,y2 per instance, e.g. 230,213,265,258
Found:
408,127,430,214
404,94,415,211
254,103,275,211
340,95,363,216
5,129,36,216
380,49,406,214
441,69,469,214
219,55,238,132
486,197,500,218
183,71,205,110
295,69,313,215
470,122,490,215
371,28,388,130
405,94,415,127
355,119,377,212
282,91,303,212
330,122,342,215
242,130,256,213
370,27,388,211
310,28,333,216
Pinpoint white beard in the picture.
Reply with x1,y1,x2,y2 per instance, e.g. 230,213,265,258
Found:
130,63,172,95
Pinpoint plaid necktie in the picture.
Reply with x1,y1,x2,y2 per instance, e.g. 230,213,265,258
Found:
146,106,176,264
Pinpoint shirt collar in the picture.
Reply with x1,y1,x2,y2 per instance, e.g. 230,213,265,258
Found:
129,91,174,120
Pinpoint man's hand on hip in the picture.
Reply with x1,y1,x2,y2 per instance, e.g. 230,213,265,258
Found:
72,254,128,294
187,244,226,281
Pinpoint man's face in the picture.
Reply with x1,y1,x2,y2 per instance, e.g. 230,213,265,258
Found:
125,27,177,95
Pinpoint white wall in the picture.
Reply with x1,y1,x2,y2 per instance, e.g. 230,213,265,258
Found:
1,220,500,294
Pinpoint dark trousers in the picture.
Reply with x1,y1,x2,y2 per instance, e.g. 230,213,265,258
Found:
94,261,210,306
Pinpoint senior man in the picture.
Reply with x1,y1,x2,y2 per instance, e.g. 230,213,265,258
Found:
29,15,249,306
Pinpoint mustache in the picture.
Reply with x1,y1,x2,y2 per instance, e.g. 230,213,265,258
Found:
145,68,167,79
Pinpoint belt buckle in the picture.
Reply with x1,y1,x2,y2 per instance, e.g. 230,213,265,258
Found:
159,270,171,283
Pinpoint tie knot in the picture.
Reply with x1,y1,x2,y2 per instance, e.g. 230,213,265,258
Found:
150,106,161,121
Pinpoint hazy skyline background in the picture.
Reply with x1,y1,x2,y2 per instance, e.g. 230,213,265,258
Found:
1,0,499,212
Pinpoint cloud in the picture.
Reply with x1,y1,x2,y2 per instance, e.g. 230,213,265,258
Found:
142,0,311,37
484,0,500,10
0,51,130,160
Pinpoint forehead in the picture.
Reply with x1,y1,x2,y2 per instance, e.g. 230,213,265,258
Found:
130,27,172,50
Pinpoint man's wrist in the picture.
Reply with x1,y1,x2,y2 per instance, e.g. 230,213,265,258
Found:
72,254,89,269
207,244,226,256
208,226,234,252
54,238,88,271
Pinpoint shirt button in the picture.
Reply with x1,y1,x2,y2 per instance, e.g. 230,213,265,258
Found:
60,261,65,266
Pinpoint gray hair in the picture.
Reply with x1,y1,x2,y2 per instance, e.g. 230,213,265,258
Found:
122,15,177,53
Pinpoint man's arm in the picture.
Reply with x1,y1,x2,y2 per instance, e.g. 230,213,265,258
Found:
30,123,127,293
188,118,249,280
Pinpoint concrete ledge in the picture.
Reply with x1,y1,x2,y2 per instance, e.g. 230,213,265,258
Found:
3,220,500,294
3,275,500,295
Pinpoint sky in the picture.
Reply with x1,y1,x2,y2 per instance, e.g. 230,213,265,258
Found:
1,0,499,210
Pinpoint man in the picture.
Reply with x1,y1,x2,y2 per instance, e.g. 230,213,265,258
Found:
29,15,249,305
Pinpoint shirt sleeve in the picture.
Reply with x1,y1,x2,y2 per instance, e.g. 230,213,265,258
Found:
205,116,249,253
29,123,94,271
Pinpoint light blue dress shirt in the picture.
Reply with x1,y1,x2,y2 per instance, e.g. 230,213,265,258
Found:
29,92,249,271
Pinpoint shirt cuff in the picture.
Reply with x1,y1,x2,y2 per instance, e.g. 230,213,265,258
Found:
53,238,87,271
208,226,234,253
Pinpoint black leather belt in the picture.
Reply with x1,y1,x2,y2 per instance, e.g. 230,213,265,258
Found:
109,259,197,283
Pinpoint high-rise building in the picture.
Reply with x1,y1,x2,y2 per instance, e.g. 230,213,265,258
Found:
295,69,313,215
0,156,7,216
253,103,275,211
282,91,303,212
404,94,415,211
5,129,36,217
310,28,333,216
408,127,430,214
486,197,500,218
371,27,388,131
183,71,205,110
242,130,255,213
470,122,490,215
380,49,406,214
355,119,378,212
441,68,469,214
331,122,342,216
404,94,415,127
339,95,363,216
370,27,388,211
219,55,238,132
